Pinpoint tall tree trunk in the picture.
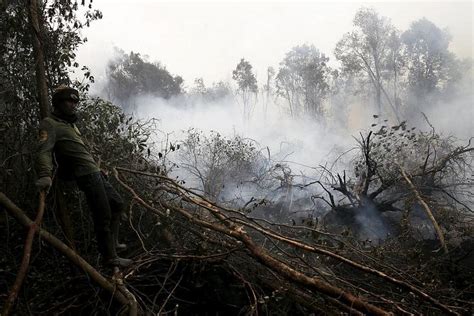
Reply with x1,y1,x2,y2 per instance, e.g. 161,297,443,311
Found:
29,2,78,271
373,52,383,116
28,0,49,120
376,87,382,115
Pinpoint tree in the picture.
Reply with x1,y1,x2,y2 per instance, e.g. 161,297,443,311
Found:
262,66,275,120
0,0,101,116
179,129,260,201
105,49,183,110
190,78,231,102
401,18,460,111
335,8,401,119
328,69,357,129
28,0,49,119
386,30,405,113
206,81,232,101
192,77,207,95
276,44,331,119
0,0,101,197
232,58,258,121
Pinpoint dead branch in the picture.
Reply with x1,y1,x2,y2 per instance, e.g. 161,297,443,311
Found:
2,191,46,316
400,167,449,255
115,166,462,315
157,274,183,315
114,170,392,315
333,171,358,206
177,203,391,315
359,131,376,197
0,192,137,315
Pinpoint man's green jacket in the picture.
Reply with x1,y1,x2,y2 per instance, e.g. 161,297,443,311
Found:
35,113,100,179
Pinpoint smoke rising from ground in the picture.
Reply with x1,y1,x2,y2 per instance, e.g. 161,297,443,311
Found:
96,75,470,239
422,72,474,140
130,93,353,175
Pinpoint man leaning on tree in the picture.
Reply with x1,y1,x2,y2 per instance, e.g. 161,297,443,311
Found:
34,85,132,268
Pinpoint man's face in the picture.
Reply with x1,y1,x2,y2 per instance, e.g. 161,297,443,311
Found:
58,99,79,116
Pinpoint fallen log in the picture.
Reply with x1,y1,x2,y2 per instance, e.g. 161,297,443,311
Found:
2,191,46,316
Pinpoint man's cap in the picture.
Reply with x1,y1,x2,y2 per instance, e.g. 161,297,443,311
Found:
52,85,80,107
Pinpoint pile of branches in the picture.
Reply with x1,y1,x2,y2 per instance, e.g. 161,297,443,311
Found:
318,120,473,243
115,165,473,315
2,160,472,315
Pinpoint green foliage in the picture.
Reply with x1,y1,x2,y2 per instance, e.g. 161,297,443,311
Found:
334,8,466,119
232,58,258,93
334,8,399,115
232,58,258,120
401,18,461,108
335,8,396,75
190,78,231,102
43,1,102,88
180,129,261,200
0,0,101,197
105,49,183,109
76,98,151,168
0,1,101,102
276,44,331,119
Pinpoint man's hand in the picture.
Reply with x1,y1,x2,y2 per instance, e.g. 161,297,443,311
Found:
35,176,52,192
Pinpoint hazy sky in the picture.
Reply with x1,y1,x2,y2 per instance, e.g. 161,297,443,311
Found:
77,0,473,87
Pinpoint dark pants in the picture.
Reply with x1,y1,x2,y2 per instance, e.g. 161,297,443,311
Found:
76,172,124,259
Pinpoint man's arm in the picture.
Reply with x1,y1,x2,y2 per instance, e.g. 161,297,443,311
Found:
34,119,56,190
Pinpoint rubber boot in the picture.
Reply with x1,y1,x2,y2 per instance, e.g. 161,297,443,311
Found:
106,256,133,268
100,230,132,268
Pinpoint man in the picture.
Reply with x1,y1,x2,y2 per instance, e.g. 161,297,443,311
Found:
35,85,132,268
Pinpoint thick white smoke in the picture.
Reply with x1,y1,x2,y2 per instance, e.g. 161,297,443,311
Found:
130,92,355,176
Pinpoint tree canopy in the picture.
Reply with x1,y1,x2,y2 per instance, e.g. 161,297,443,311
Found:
401,18,460,109
105,49,183,110
232,58,258,120
276,44,331,119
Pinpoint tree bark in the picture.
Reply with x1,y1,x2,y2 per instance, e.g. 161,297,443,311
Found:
1,192,46,316
28,0,49,120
